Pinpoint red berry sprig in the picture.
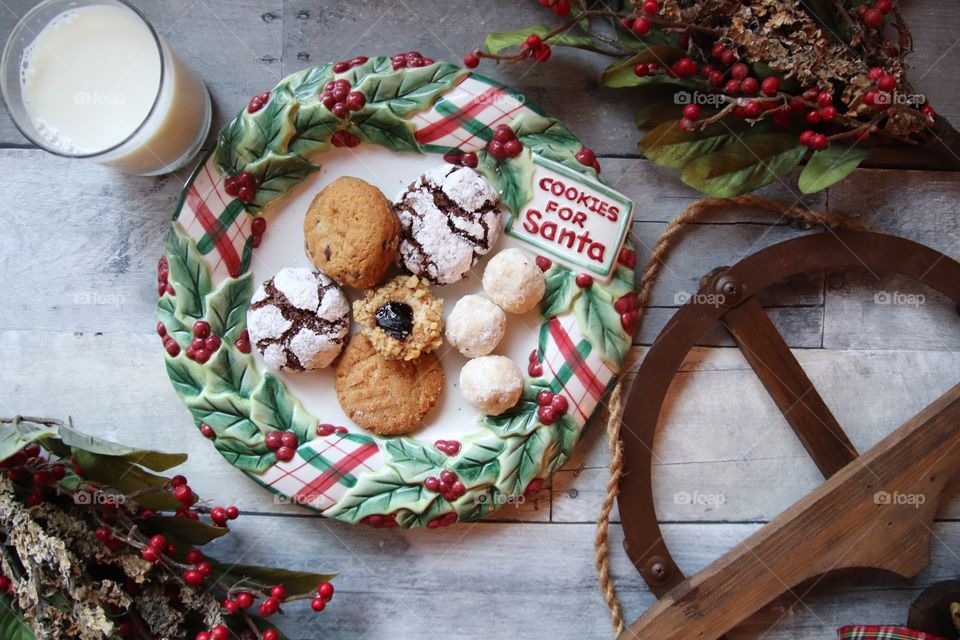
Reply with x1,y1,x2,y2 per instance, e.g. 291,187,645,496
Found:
538,0,571,17
247,91,271,114
523,34,552,64
360,512,399,528
423,469,466,502
487,124,523,161
250,215,267,248
575,146,602,173
428,512,458,529
443,149,480,169
186,320,221,364
224,170,257,204
210,504,240,527
391,50,434,70
858,0,892,29
157,256,175,298
157,320,180,357
264,430,299,462
615,293,640,333
322,79,365,119
618,247,637,269
434,440,461,456
535,256,552,272
315,423,348,437
332,55,368,73
536,390,569,425
234,329,252,354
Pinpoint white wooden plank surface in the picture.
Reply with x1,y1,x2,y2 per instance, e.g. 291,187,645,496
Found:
0,1,958,638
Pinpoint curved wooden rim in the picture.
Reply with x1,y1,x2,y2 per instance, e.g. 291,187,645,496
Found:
618,230,960,596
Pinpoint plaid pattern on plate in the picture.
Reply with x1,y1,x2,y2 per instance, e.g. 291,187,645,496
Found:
837,626,949,640
252,434,384,511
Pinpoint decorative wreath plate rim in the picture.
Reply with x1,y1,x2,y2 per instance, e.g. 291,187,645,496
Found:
157,55,637,529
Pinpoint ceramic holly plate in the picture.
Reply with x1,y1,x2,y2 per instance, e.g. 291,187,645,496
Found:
157,55,637,528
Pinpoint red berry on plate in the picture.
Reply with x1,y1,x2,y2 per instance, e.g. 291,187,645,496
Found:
504,139,523,158
575,147,597,166
487,140,506,160
575,274,593,288
264,431,282,450
424,476,440,491
251,216,267,236
224,176,239,196
528,362,543,377
440,469,456,485
331,102,349,119
538,405,557,425
461,151,478,168
535,256,552,271
537,390,554,406
551,394,568,415
280,432,298,448
193,320,210,338
237,186,255,203
275,446,295,462
492,124,514,143
346,91,366,111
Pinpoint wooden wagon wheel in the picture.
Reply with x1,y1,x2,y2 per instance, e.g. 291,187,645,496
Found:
617,230,960,639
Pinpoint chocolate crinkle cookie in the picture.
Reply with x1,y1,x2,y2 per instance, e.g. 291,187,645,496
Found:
394,164,502,285
246,267,350,371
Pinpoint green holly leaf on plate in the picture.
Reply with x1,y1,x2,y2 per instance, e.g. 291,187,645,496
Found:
798,144,869,194
497,428,551,496
164,222,212,321
249,373,317,444
681,132,807,197
284,63,333,103
542,412,580,475
513,113,594,176
338,56,393,86
356,62,467,117
216,91,298,174
475,147,535,215
541,262,579,318
451,439,505,486
157,293,192,347
165,354,207,398
384,438,446,482
205,346,260,399
187,393,262,446
215,442,275,474
574,286,630,369
245,151,320,213
289,104,339,156
483,23,593,54
482,379,553,437
347,107,420,153
326,465,433,523
204,272,253,342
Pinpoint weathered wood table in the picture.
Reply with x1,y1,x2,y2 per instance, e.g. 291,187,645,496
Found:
2,2,959,638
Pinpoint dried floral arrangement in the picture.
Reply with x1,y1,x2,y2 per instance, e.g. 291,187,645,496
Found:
0,417,336,640
463,0,960,196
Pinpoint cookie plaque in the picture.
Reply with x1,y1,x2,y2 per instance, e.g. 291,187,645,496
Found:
157,56,637,529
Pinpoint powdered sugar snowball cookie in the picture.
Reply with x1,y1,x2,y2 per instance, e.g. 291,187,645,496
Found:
246,267,350,371
445,295,506,358
459,355,523,415
395,164,501,285
481,248,546,314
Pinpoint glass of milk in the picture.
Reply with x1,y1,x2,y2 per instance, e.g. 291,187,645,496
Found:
1,0,211,175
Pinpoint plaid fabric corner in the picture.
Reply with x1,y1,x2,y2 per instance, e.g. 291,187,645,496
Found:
254,435,383,512
174,157,252,283
539,315,618,426
837,626,949,640
411,75,534,154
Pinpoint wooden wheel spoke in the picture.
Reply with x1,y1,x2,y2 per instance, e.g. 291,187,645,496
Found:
721,297,858,478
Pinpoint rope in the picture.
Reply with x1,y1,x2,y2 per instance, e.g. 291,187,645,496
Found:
594,196,871,637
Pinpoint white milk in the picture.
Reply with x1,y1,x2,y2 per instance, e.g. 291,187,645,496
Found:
20,3,209,174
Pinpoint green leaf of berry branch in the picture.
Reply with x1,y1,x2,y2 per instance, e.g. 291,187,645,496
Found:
347,107,420,153
326,466,435,523
483,24,593,54
681,132,807,197
601,45,683,88
356,62,468,117
541,263,579,318
640,120,742,170
475,147,535,215
58,423,187,471
798,144,869,194
289,104,339,156
249,373,317,444
72,450,181,509
164,222,211,321
384,438,447,482
208,561,337,598
143,515,228,546
245,151,320,213
0,597,34,640
574,286,630,369
204,273,253,342
451,439,505,486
